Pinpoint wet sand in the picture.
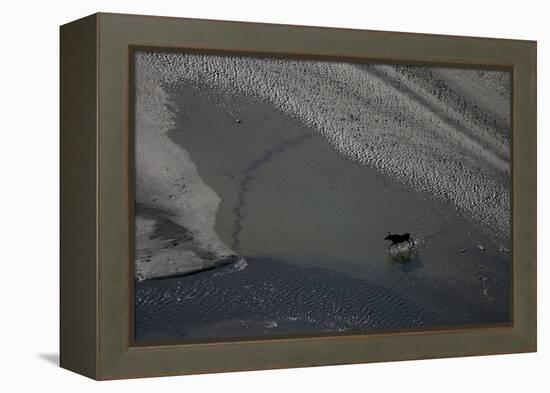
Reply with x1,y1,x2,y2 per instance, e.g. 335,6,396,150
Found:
134,82,511,342
135,52,511,241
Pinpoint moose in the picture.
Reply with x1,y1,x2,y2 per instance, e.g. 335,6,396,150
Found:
384,232,413,250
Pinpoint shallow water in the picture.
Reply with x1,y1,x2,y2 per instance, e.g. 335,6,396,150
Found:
134,82,511,342
135,256,507,342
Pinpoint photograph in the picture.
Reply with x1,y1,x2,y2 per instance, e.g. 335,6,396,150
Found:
133,50,512,343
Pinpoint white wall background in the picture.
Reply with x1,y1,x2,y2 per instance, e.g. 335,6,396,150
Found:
0,0,546,390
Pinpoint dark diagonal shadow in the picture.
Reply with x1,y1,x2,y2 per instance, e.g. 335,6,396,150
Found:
231,133,313,251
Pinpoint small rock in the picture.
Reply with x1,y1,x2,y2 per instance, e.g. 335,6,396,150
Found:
235,118,241,123
460,248,466,253
477,244,485,251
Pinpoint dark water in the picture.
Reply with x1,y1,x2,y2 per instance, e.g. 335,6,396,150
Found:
135,256,509,342
134,82,511,343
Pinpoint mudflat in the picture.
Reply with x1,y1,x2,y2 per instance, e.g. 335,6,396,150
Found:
134,81,511,342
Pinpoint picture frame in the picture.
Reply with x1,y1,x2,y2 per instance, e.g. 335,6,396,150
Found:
60,12,537,380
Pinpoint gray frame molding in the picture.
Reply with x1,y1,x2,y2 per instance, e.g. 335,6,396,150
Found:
60,12,536,380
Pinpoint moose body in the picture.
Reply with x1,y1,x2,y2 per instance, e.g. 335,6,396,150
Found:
384,232,412,250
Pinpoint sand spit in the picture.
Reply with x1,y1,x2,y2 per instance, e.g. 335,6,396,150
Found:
134,57,239,280
135,51,510,243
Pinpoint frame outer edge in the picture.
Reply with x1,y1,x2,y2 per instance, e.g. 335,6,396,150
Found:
92,13,537,379
60,13,99,380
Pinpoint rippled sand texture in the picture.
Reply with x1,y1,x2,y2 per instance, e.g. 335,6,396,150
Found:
133,51,511,339
134,79,511,342
136,52,511,248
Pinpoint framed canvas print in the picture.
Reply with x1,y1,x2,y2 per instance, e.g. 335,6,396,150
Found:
60,13,537,380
